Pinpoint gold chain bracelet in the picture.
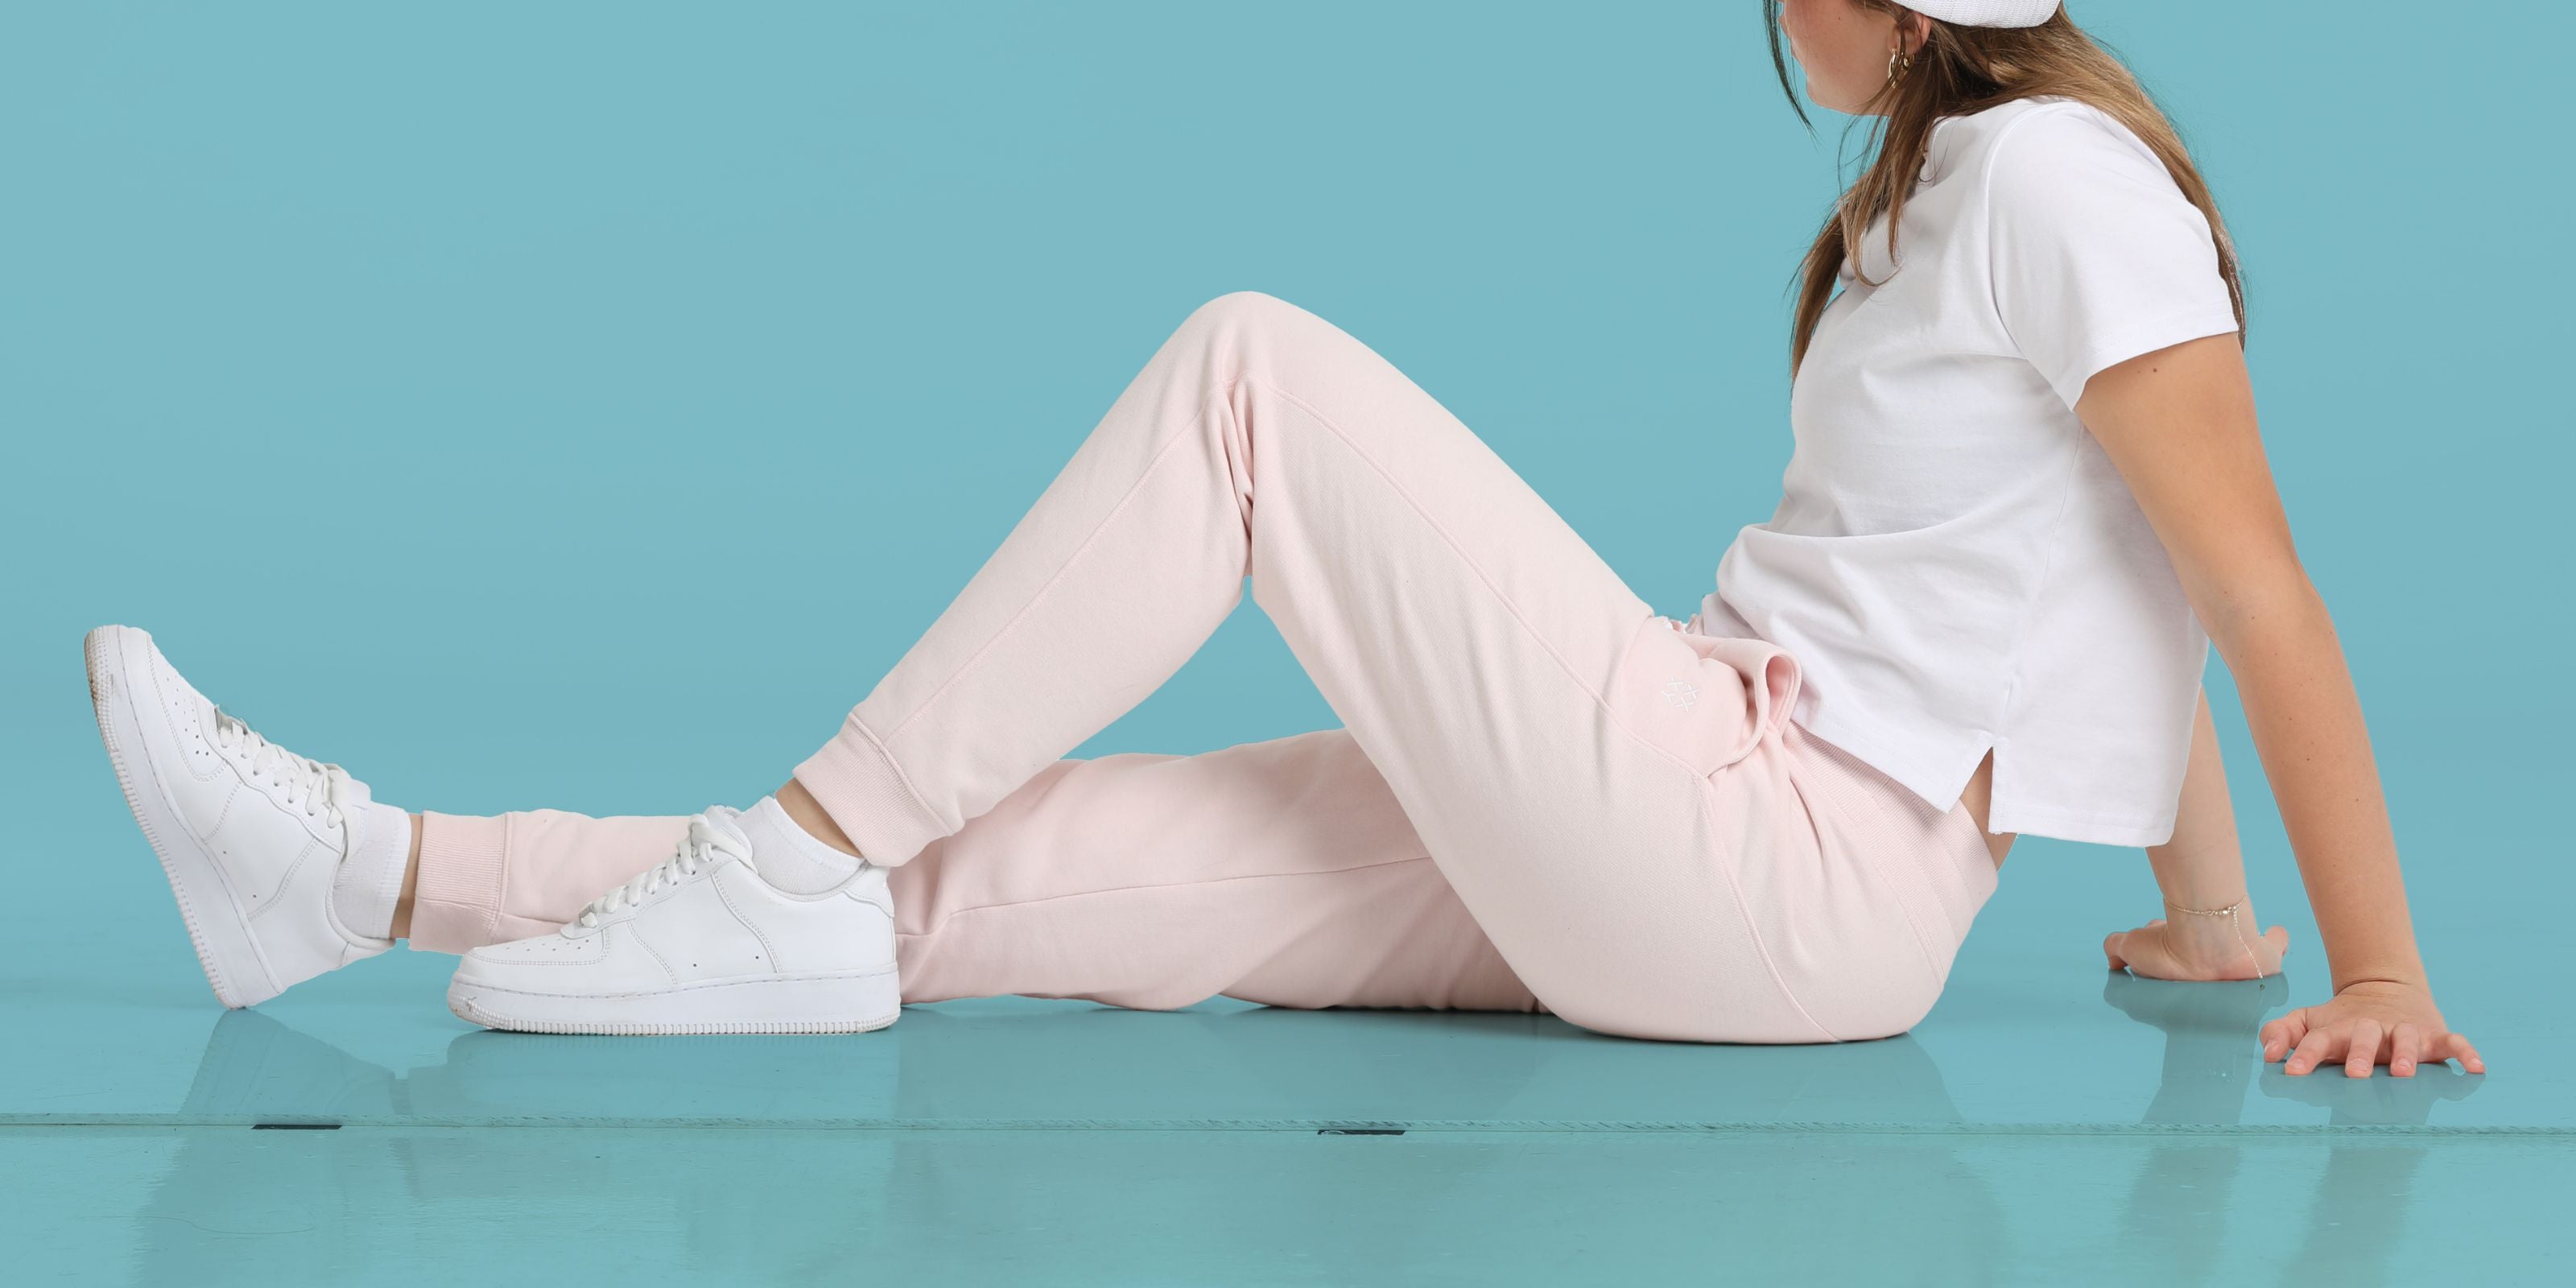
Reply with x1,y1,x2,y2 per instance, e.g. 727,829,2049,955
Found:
2163,897,2267,980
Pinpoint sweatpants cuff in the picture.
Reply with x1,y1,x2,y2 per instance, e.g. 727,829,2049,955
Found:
792,715,949,867
410,811,508,954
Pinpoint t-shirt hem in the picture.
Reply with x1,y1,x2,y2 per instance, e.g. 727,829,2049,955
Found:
1985,800,2179,849
1790,706,1975,819
1794,706,2184,848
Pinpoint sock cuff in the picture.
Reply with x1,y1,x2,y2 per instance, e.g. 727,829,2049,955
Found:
737,795,863,895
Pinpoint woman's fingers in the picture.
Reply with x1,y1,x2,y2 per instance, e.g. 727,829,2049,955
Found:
2389,1022,2422,1077
2435,1032,2487,1075
2260,993,2482,1079
2343,1018,2385,1079
2285,1024,2339,1075
2261,1009,2310,1063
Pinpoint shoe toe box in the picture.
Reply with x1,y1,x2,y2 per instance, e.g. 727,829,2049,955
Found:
116,638,224,780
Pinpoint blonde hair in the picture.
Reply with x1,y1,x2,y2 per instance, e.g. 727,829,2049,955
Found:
1765,2,2247,377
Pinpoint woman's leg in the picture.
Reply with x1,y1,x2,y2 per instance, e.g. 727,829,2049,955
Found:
103,288,1983,1034
766,289,1873,1042
404,811,691,953
409,728,1538,1011
95,289,1982,1035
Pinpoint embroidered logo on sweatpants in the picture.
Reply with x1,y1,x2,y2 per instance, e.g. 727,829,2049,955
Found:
1660,679,1699,712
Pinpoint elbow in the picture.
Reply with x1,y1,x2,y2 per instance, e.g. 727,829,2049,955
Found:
2194,562,2331,659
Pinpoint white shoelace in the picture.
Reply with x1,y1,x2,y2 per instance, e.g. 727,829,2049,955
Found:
211,708,351,828
575,812,746,929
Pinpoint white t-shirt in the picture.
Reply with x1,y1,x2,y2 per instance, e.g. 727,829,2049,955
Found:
1697,94,2242,847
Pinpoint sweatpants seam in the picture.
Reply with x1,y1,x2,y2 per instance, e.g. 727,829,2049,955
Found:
898,852,1439,941
878,382,1234,749
1695,778,1840,1043
1253,378,1704,783
1791,746,1950,989
488,813,515,945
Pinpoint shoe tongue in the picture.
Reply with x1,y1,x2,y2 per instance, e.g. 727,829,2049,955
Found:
694,806,755,861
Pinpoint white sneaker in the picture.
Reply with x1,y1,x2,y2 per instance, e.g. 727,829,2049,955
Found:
84,625,396,1008
447,807,901,1036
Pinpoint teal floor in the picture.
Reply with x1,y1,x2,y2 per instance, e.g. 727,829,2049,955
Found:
3,938,2568,1285
3,749,2565,1285
9,1124,2564,1285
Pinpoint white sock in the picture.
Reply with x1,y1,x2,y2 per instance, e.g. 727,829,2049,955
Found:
329,795,413,942
735,795,864,894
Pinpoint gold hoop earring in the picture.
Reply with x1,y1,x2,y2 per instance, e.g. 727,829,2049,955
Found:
1886,45,1913,85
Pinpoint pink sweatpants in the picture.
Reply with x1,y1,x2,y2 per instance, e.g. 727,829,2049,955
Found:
411,291,1999,1042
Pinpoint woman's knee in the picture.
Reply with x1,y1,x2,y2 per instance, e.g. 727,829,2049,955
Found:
1177,290,1350,378
1187,289,1303,334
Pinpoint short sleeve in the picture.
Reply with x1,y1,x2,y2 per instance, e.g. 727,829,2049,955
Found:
1981,104,2240,411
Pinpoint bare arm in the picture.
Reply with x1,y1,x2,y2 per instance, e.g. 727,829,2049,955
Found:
2156,688,2247,907
2103,686,2289,980
2075,332,2481,1078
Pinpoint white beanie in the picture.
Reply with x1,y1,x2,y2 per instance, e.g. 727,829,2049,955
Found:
1909,1,2059,27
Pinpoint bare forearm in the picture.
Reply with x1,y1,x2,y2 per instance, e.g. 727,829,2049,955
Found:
2211,582,2426,991
2111,686,2285,980
2146,687,2248,908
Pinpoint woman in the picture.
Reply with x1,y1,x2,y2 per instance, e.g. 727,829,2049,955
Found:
83,0,2479,1077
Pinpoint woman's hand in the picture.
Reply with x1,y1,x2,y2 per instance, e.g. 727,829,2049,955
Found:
2260,979,2485,1078
2103,910,2287,981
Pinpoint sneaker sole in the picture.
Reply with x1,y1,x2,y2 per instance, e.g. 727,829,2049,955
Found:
447,967,902,1036
85,625,276,1009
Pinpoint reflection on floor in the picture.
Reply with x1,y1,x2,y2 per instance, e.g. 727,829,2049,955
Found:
19,1123,2562,1285
0,969,2558,1283
0,968,2522,1129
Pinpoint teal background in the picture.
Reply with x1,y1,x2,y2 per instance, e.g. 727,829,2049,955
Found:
3,2,2570,1280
